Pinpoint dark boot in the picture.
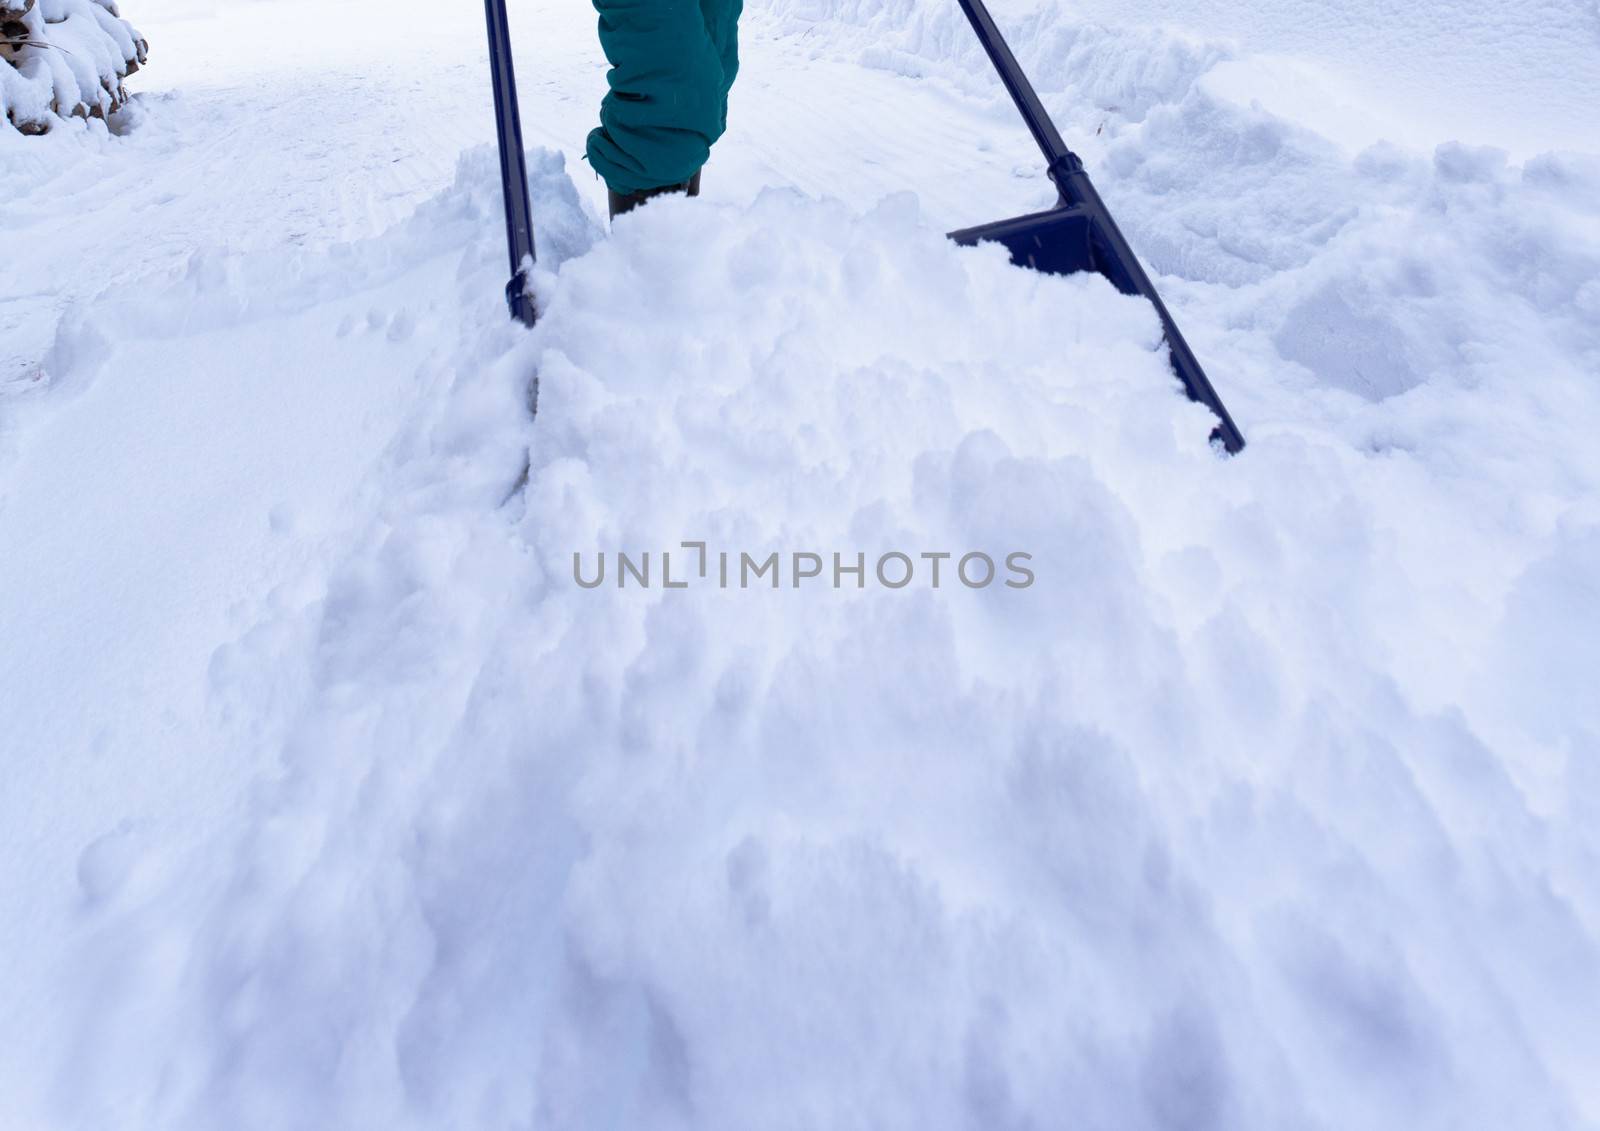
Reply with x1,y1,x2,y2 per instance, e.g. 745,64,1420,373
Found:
608,170,703,219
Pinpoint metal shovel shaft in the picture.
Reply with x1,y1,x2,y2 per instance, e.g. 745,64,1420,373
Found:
484,0,538,327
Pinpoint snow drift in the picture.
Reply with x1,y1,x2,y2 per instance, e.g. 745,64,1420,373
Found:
31,140,1599,1131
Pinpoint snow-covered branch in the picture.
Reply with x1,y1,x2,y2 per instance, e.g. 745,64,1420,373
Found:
1,0,147,133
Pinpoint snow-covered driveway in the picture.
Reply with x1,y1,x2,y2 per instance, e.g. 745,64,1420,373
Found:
3,1,1598,1128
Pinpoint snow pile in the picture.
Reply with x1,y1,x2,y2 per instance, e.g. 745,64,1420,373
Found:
758,0,1600,413
3,0,1597,1126
1,0,146,132
40,142,1600,1131
760,0,1226,127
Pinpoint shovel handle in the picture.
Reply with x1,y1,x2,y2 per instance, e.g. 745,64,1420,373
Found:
484,0,539,326
955,0,1080,188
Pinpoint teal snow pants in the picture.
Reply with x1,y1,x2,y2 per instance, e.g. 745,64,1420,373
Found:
586,0,743,194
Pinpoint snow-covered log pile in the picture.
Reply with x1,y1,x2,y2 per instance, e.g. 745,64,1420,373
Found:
0,0,147,133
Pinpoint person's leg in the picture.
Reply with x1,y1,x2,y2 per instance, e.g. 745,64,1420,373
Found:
587,0,727,195
699,0,743,133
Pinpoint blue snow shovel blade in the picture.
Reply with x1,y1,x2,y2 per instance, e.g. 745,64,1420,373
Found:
950,207,1094,278
946,0,1246,454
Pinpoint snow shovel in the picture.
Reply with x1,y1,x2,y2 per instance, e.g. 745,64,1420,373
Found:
484,0,539,327
947,0,1246,453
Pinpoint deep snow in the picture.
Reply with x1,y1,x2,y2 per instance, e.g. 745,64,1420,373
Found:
2,1,1599,1129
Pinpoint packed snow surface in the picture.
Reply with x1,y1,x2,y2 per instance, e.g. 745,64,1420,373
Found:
2,1,1598,1129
